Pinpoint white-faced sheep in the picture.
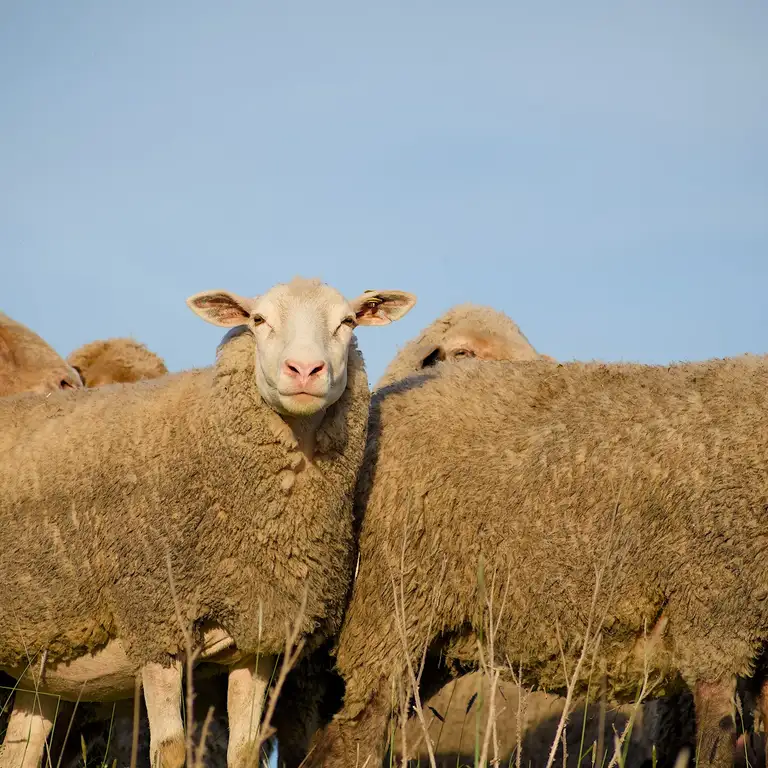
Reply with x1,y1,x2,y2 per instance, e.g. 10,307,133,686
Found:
67,337,168,387
305,355,768,768
0,312,82,396
0,277,416,768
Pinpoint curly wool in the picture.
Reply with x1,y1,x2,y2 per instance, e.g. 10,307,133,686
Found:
0,330,369,668
67,338,168,387
311,354,768,766
375,303,546,389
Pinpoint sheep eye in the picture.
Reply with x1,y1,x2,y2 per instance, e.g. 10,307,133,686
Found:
251,315,265,327
453,349,475,359
341,316,356,329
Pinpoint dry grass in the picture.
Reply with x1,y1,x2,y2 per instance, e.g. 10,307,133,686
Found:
379,504,748,768
1,521,763,768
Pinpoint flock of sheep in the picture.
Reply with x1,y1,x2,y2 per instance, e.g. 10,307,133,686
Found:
1,275,767,768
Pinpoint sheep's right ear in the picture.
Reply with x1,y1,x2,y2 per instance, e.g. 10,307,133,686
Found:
420,346,446,368
186,290,256,328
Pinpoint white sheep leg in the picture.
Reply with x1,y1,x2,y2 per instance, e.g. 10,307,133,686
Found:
142,660,185,768
0,689,57,768
226,654,275,768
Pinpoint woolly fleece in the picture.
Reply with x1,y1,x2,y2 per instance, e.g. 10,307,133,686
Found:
0,329,369,668
309,355,768,766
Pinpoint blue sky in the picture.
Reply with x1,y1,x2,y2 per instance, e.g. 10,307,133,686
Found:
2,0,766,385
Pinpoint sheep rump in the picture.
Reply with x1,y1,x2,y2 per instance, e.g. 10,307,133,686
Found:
311,354,768,765
0,329,369,669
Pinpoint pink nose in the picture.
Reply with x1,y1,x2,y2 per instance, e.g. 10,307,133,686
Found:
282,359,326,386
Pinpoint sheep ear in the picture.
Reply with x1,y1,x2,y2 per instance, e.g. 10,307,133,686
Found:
71,365,85,386
351,290,417,326
420,347,445,368
0,333,13,366
186,290,256,328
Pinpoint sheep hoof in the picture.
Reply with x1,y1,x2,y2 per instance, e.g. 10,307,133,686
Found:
154,737,186,768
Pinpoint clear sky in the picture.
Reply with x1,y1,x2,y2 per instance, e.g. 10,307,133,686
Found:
2,0,766,385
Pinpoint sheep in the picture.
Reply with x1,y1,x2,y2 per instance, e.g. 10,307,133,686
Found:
67,337,168,387
0,312,83,764
269,303,554,767
0,311,82,396
6,337,180,768
397,671,659,768
0,276,416,768
305,354,768,768
375,302,552,389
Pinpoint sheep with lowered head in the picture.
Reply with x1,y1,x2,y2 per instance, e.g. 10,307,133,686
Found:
0,311,82,395
67,337,168,387
0,276,416,768
306,354,768,768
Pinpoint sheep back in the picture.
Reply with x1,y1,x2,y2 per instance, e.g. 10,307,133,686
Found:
339,355,768,718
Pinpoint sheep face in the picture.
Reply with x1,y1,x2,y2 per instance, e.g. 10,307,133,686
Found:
187,277,416,417
24,365,83,394
421,327,525,367
0,314,84,396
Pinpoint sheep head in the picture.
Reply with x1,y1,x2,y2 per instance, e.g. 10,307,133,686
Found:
0,312,83,396
187,277,416,417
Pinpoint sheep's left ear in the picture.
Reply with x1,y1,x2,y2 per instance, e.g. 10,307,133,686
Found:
71,365,85,386
350,290,417,326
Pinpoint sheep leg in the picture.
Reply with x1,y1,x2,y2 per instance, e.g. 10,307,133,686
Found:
755,676,768,768
694,677,736,768
303,682,394,768
142,660,185,768
0,689,58,768
226,654,275,768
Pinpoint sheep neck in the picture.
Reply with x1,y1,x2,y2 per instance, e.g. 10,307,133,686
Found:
282,411,324,462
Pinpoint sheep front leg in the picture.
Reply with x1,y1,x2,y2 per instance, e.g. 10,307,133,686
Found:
142,660,185,768
0,689,57,768
694,677,736,768
226,654,275,768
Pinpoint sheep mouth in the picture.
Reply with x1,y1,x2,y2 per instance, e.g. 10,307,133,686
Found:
278,391,328,416
280,391,327,407
278,385,328,399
